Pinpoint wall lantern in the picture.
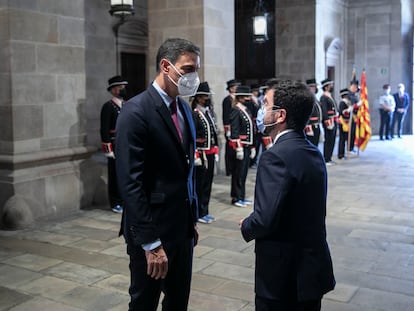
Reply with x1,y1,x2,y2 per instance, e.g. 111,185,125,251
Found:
108,0,135,74
109,0,135,18
253,0,269,43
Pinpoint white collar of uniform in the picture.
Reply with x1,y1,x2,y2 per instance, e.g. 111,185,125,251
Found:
196,104,208,113
112,97,123,107
273,129,295,144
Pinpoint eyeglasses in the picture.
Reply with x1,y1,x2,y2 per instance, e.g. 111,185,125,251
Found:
271,105,282,111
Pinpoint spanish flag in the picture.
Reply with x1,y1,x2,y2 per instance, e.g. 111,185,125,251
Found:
355,70,371,151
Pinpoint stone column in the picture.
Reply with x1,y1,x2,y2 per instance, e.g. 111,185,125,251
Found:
275,0,317,81
0,1,98,228
147,0,235,174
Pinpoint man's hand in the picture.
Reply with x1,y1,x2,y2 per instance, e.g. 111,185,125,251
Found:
145,246,168,280
239,218,245,229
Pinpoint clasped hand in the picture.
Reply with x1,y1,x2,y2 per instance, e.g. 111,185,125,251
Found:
145,246,168,280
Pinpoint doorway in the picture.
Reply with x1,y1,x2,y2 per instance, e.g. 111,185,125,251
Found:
121,52,146,100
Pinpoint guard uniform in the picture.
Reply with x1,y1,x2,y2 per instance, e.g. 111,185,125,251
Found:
222,79,240,176
320,79,338,163
230,94,255,205
100,75,127,212
193,105,219,219
305,99,322,146
337,89,352,159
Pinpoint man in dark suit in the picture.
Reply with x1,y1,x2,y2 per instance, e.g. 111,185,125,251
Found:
240,80,335,311
391,83,410,139
115,38,200,311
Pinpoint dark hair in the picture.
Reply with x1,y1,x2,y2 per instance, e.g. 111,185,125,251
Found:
265,78,281,89
156,38,200,72
273,80,314,130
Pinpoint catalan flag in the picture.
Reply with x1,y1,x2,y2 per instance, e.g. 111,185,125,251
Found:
355,70,371,151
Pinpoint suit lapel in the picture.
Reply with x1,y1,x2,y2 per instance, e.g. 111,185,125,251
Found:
149,86,183,145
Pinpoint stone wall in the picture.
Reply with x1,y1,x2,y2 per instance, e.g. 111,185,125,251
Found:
0,1,98,229
147,0,235,174
347,0,412,135
275,0,317,81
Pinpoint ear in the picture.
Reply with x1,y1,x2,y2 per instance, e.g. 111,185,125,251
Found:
159,59,170,74
277,109,287,123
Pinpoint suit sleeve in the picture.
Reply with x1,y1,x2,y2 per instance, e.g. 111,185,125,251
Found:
404,94,410,110
241,150,290,242
115,103,158,246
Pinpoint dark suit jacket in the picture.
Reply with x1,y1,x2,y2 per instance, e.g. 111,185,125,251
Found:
393,92,410,110
115,84,198,249
241,130,335,301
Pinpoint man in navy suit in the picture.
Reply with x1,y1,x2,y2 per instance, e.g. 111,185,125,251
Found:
115,38,200,311
391,83,410,139
240,80,335,311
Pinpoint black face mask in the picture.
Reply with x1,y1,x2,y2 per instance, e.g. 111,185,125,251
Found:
204,98,211,107
118,88,127,99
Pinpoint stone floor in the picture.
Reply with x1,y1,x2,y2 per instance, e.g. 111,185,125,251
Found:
1,135,414,311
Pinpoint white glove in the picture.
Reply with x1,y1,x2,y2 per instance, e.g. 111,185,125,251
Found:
194,157,202,166
346,106,353,113
225,130,231,138
249,148,256,159
236,147,244,160
214,153,219,163
357,100,363,107
105,151,115,159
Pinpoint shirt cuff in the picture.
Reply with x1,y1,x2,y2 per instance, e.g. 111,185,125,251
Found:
141,239,162,251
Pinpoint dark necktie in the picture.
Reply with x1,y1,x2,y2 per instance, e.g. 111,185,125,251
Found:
170,100,183,142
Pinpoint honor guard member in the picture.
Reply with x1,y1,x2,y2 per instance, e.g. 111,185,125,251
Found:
320,78,338,165
222,79,241,176
305,78,323,146
337,88,352,159
100,75,128,213
191,82,219,224
229,85,256,208
348,79,362,152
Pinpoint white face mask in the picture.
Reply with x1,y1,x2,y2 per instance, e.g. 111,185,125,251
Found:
168,61,200,96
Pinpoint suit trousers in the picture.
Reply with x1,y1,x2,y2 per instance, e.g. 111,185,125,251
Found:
231,146,250,202
323,124,337,162
391,110,406,138
126,239,193,311
255,296,321,311
107,157,123,208
195,153,215,217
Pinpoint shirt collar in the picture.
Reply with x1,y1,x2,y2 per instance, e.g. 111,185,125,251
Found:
152,80,175,108
273,129,295,144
